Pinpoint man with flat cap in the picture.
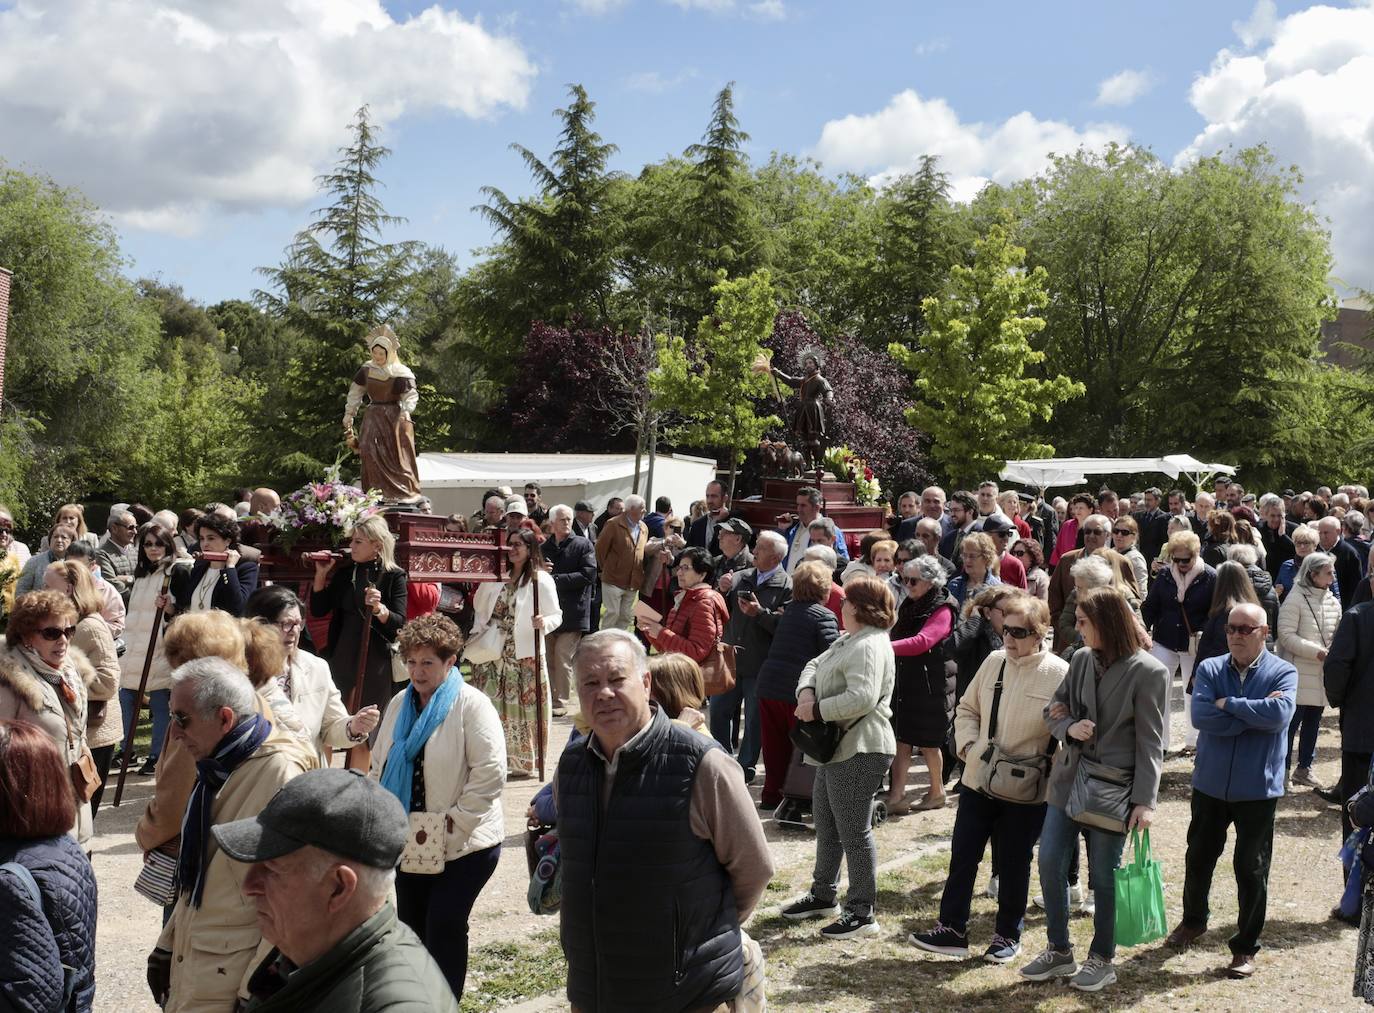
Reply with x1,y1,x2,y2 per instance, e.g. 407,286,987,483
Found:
712,517,755,593
211,768,458,1013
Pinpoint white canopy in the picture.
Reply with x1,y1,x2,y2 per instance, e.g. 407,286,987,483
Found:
999,454,1237,492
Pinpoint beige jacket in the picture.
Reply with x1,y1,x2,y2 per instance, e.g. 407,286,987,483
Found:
156,729,310,1013
0,642,95,842
371,680,506,861
74,615,123,749
1277,583,1343,708
955,648,1068,798
595,514,648,590
120,569,177,692
284,650,357,766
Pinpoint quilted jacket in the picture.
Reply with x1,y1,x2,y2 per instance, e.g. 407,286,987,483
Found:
0,832,98,1012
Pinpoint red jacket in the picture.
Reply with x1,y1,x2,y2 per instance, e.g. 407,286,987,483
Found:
649,584,729,663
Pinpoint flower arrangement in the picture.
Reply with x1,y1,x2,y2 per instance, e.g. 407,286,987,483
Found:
823,446,882,506
260,462,383,551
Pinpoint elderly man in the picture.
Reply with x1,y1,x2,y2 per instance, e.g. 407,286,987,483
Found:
1316,516,1364,610
717,530,793,782
558,630,773,1013
914,518,956,577
476,493,506,532
1048,515,1137,649
147,658,311,1013
97,506,138,602
596,494,648,630
571,500,597,541
1257,493,1296,581
208,769,456,1012
688,480,743,556
713,517,754,592
1167,604,1296,980
543,504,598,717
781,486,848,573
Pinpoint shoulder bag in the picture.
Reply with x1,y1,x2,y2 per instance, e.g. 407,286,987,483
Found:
790,715,855,764
1064,747,1133,833
701,642,737,697
134,841,181,907
978,661,1052,804
400,811,447,875
463,623,504,667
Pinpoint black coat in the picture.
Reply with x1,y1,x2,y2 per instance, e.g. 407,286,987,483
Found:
172,557,260,617
755,601,839,701
1133,507,1170,568
543,534,597,634
723,567,792,681
1260,520,1297,580
1325,601,1374,754
311,562,407,657
1328,537,1366,611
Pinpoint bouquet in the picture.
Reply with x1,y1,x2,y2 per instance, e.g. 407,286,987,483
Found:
823,446,883,506
260,462,383,551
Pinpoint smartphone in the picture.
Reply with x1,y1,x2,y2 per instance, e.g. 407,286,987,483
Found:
739,590,757,603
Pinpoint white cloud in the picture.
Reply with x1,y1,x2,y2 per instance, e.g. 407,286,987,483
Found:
813,89,1128,202
1095,68,1157,107
914,37,950,57
625,68,700,94
667,0,785,17
747,0,786,20
1178,1,1374,289
565,0,629,12
1234,0,1278,47
0,0,536,233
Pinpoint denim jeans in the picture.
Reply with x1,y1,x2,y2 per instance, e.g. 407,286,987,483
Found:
1038,803,1126,959
120,687,171,760
709,675,760,770
1286,704,1321,770
939,788,1046,940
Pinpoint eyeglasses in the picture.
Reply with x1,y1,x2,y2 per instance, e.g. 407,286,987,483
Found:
1002,624,1037,640
903,577,923,587
1171,556,1194,566
0,522,12,532
276,620,303,633
142,541,163,549
37,626,76,642
1226,623,1263,636
170,710,193,730
110,521,134,529
1112,529,1132,536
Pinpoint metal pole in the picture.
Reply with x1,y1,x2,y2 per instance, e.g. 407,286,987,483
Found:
113,568,173,806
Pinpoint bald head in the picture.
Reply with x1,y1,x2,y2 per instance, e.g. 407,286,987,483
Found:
250,488,280,515
1226,603,1269,667
1316,515,1342,549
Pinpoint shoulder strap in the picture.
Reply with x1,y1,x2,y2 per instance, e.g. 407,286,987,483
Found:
986,660,1008,743
0,861,41,910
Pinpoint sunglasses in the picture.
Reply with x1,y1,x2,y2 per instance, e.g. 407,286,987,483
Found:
903,577,924,587
1002,624,1037,640
1083,528,1106,537
170,710,193,730
1011,548,1027,557
38,626,76,642
1171,556,1194,566
1226,623,1263,636
142,541,164,549
1112,529,1132,536
0,523,12,532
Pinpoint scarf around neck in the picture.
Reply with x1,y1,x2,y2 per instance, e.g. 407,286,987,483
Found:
380,668,463,813
178,713,272,908
1172,553,1206,603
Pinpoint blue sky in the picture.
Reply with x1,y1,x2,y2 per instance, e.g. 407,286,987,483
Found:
2,0,1370,303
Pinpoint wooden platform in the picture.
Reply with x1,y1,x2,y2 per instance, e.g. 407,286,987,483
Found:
735,476,886,554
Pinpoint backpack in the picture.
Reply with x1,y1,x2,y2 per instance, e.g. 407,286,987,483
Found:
0,861,79,1011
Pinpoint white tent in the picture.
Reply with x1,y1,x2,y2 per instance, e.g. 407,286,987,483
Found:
416,452,718,518
999,454,1237,493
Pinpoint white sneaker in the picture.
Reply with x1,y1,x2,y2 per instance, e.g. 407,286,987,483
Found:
984,875,999,899
1080,890,1096,917
1032,884,1083,910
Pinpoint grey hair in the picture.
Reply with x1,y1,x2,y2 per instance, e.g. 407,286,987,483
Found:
110,509,135,527
548,504,573,523
1081,514,1112,534
573,628,649,676
903,556,947,588
1258,493,1283,511
1167,515,1192,533
807,516,837,540
1292,524,1319,547
1070,554,1114,589
803,544,838,569
623,494,646,512
302,847,396,901
755,530,788,557
171,657,257,721
1345,511,1367,535
1226,543,1258,567
916,517,942,537
1298,551,1336,587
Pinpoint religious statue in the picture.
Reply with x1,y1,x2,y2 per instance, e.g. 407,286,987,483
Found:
754,347,835,473
343,324,423,505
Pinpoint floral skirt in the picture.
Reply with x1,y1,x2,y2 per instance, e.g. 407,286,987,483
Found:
468,655,550,778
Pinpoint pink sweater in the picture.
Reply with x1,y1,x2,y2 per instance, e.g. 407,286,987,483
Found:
891,605,953,657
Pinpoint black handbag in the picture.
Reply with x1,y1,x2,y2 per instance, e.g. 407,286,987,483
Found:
790,717,853,764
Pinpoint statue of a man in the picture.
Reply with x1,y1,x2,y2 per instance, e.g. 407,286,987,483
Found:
757,347,834,473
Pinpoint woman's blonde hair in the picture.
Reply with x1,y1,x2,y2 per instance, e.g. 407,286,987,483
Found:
648,653,705,718
964,583,1020,619
792,560,832,603
1166,530,1202,558
241,618,287,689
163,611,247,671
1000,592,1051,639
959,532,997,571
52,503,87,538
44,560,103,620
1292,524,1319,549
352,514,399,572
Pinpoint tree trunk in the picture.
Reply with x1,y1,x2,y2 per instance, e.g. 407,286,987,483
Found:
632,420,645,494
645,419,659,506
726,456,738,501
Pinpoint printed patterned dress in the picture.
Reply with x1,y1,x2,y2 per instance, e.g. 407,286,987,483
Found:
468,585,548,777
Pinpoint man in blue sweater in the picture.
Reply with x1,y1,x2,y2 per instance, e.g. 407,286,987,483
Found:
1165,603,1296,980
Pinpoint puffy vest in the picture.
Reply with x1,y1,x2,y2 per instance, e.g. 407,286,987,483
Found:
557,707,743,1012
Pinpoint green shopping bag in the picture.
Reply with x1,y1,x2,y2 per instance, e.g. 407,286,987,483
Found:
1114,828,1167,946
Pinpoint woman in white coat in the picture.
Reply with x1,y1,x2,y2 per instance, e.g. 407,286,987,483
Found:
244,585,380,766
468,528,560,778
117,522,185,776
373,612,505,1002
1276,551,1342,788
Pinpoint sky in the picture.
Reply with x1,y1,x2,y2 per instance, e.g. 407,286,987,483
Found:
1,0,1371,304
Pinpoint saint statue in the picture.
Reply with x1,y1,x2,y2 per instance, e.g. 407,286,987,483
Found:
755,347,834,473
344,325,423,505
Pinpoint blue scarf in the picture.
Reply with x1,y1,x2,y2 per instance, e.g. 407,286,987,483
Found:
177,713,272,908
380,668,463,812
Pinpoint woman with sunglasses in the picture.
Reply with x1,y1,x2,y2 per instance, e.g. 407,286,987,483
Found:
911,592,1067,964
886,556,958,814
1012,539,1049,602
1276,551,1341,790
117,523,185,775
1109,516,1149,595
0,589,96,843
1142,530,1216,754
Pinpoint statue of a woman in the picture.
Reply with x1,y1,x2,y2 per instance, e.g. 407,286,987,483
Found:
758,347,834,472
343,325,423,504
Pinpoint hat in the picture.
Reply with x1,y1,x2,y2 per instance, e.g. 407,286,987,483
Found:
1282,489,1295,498
981,515,1015,536
720,517,752,538
504,496,529,517
574,500,595,514
211,769,408,869
1016,492,1034,504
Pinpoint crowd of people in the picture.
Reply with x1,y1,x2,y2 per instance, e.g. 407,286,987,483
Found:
6,473,1374,1009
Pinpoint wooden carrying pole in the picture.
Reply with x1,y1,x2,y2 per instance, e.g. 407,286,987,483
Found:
345,567,375,772
533,577,546,782
113,568,173,807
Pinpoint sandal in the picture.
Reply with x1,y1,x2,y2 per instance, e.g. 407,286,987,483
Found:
914,793,947,811
886,798,912,816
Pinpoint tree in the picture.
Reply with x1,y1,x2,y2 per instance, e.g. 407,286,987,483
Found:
652,270,781,494
891,223,1083,486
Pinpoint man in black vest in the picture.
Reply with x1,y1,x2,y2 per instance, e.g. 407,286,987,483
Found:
556,630,773,1013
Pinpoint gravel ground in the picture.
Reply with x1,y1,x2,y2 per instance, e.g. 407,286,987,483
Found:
90,688,1367,1012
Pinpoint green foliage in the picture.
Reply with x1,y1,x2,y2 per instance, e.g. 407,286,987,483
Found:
651,270,782,492
892,222,1083,487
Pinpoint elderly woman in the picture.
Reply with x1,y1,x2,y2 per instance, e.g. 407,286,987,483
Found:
782,576,896,940
118,523,184,776
1142,530,1216,754
245,585,381,766
15,523,76,596
949,533,1002,608
1022,587,1167,993
311,513,407,726
169,512,259,617
639,546,729,666
911,593,1068,964
0,590,96,844
841,533,897,585
1277,551,1341,789
469,528,561,778
1110,515,1149,594
1012,538,1049,601
373,612,505,1001
1277,524,1334,600
0,720,98,1012
1055,555,1117,661
44,560,122,816
886,556,958,815
756,560,840,811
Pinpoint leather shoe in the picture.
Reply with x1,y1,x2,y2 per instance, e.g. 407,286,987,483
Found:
1315,785,1343,804
1165,922,1207,949
1226,952,1256,979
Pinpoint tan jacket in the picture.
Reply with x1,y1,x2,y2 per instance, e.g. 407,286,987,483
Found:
156,729,310,1013
0,642,95,842
955,648,1068,798
595,514,648,590
74,615,123,749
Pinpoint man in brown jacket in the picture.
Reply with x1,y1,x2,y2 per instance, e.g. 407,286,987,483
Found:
1048,514,1139,652
595,494,648,630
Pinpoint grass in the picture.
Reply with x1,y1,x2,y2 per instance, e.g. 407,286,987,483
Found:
460,928,566,1012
